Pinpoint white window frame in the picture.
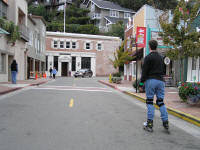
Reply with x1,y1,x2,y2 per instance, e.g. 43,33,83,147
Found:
34,34,37,49
53,40,58,48
37,39,40,53
72,42,76,49
96,43,102,51
124,12,130,18
29,31,33,46
191,57,200,82
85,42,91,50
66,41,71,49
60,41,64,49
110,10,119,18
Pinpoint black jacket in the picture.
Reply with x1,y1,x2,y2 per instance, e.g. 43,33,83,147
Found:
141,51,165,83
11,63,18,72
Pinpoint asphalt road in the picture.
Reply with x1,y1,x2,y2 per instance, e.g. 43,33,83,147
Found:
0,77,200,150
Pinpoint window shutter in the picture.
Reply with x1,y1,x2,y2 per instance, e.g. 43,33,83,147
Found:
90,43,93,50
84,42,86,50
101,44,104,51
76,42,79,49
96,43,98,50
51,40,54,49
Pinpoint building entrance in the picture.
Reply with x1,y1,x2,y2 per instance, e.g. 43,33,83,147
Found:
61,62,68,76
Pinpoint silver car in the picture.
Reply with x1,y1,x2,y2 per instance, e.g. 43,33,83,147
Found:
74,69,93,78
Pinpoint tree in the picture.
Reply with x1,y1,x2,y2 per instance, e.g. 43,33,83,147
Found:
28,3,99,34
111,40,133,72
28,4,47,17
159,0,200,81
147,0,178,11
106,21,125,40
108,0,178,11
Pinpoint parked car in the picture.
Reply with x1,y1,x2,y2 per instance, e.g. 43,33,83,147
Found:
74,69,93,78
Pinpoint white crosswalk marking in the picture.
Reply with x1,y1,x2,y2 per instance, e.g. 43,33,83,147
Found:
33,86,112,93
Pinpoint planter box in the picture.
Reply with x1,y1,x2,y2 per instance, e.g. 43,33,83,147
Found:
187,95,200,104
111,77,122,84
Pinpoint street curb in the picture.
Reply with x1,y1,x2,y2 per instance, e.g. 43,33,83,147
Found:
99,80,200,127
99,80,117,89
29,81,48,86
0,87,22,95
0,80,49,95
124,91,200,127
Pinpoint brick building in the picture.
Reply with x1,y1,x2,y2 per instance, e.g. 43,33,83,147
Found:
45,32,121,77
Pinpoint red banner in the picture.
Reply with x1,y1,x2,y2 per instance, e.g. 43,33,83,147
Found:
136,27,146,48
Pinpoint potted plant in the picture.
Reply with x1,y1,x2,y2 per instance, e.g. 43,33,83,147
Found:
111,72,122,84
178,82,200,104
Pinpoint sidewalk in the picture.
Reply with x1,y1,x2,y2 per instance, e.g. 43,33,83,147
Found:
0,78,50,95
99,79,200,127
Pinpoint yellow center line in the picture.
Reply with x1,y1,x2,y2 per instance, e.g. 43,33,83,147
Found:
69,98,74,108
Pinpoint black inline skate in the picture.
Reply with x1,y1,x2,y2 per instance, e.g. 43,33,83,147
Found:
143,120,153,132
163,120,170,134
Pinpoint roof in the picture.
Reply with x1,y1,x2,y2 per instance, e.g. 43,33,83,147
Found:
0,28,9,34
104,16,128,24
31,15,47,26
88,0,135,13
46,32,121,40
197,8,200,16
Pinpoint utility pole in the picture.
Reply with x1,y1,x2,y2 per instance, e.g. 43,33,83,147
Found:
135,37,138,93
64,0,66,33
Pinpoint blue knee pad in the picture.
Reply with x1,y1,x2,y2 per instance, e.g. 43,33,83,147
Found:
156,99,164,107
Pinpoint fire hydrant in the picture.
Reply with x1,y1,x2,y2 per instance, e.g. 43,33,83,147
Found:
109,73,112,83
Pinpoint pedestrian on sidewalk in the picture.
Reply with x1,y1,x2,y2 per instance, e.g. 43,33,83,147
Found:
141,40,169,132
52,67,57,79
11,59,18,84
49,67,52,78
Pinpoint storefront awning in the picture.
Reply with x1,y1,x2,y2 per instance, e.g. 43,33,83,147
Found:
0,28,9,35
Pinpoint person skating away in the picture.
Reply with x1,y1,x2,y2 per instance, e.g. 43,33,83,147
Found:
52,67,57,79
140,40,169,133
11,59,18,84
49,67,52,78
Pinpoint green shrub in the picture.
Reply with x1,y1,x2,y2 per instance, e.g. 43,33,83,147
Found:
112,72,121,77
111,77,122,84
178,82,200,102
0,18,20,43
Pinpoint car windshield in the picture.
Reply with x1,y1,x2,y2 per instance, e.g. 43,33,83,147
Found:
79,69,87,72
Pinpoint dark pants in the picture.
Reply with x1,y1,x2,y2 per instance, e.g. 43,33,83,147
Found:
53,74,56,79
